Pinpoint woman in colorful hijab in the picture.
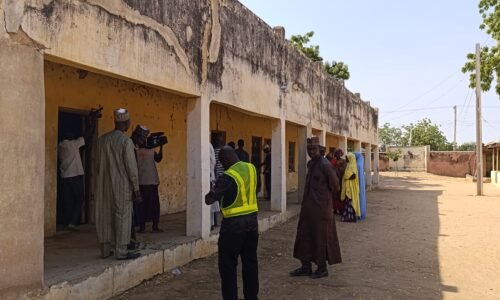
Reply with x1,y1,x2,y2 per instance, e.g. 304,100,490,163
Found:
341,153,360,222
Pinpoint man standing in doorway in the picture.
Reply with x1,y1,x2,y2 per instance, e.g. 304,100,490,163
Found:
133,125,164,233
262,144,272,199
211,133,225,228
235,139,250,162
94,108,142,260
58,115,96,230
205,146,259,300
290,136,342,278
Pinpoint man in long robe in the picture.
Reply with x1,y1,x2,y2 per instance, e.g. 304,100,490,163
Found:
94,108,142,260
290,136,342,278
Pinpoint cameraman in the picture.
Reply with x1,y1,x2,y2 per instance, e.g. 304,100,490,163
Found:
132,125,164,233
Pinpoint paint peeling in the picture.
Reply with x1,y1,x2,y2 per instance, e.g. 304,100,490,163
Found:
84,0,190,73
208,0,221,64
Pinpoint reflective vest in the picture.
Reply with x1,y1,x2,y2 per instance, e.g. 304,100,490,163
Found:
221,161,259,218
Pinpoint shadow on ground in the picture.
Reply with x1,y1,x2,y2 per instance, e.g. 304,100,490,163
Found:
113,174,461,299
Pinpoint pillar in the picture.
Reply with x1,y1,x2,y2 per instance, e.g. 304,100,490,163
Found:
271,118,286,212
319,130,326,149
364,144,372,189
373,146,380,185
186,96,211,238
297,126,308,204
339,136,348,154
354,140,362,152
0,42,45,292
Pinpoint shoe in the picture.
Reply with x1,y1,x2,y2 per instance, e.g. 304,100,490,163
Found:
310,268,328,279
152,228,164,233
289,267,312,277
67,224,79,231
127,241,141,250
117,252,141,260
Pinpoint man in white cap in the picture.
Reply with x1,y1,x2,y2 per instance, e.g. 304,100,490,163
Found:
94,108,142,260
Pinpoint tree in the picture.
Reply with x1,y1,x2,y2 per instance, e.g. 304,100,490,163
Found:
458,141,477,151
401,118,452,151
462,0,500,96
290,31,323,62
378,122,403,151
290,31,351,81
324,61,350,81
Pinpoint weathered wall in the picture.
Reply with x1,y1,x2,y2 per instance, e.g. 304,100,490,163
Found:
427,152,476,178
44,62,188,236
17,0,377,145
427,151,493,178
387,146,429,172
0,40,45,295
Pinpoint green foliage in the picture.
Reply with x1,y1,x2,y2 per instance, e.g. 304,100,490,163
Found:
387,148,402,162
290,31,323,62
324,61,350,81
378,122,403,151
462,0,500,96
458,141,477,151
290,31,350,81
401,118,451,151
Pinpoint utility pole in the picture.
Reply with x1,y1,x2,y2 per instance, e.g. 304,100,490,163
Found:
453,105,457,151
475,43,483,196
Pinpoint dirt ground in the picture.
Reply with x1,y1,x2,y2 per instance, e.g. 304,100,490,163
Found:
114,173,500,300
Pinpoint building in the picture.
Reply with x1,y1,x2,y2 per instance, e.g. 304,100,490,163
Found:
0,0,379,298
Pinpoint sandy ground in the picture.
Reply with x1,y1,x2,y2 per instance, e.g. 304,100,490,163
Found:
114,173,500,300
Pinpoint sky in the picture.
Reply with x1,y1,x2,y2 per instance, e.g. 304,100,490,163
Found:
238,0,499,144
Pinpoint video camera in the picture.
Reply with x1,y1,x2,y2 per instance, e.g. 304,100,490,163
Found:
146,132,168,149
89,105,103,119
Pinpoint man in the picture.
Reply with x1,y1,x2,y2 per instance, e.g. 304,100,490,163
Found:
261,144,272,199
290,136,342,278
132,125,164,233
235,139,250,162
205,146,259,300
58,116,96,230
94,108,142,260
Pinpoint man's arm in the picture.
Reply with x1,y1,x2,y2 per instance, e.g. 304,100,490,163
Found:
205,175,233,205
154,145,163,162
123,138,141,201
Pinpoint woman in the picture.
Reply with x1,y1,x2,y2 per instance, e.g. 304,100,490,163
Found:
355,152,367,220
340,153,360,222
332,149,346,214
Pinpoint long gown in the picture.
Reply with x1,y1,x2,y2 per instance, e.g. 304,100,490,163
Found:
355,152,367,220
293,157,342,266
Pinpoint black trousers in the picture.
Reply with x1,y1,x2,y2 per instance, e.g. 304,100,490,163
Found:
218,230,259,300
137,185,160,230
61,175,84,225
264,172,271,198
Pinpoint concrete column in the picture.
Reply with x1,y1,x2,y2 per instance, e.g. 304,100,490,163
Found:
271,118,286,212
186,96,211,238
0,42,45,293
319,130,326,148
339,136,348,154
373,146,380,185
354,140,362,152
364,144,372,189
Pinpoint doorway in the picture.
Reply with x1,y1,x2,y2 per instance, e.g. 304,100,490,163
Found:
56,109,97,230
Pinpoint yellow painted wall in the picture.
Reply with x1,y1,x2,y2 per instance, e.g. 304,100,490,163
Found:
285,123,299,192
44,61,188,236
209,104,299,193
326,134,341,153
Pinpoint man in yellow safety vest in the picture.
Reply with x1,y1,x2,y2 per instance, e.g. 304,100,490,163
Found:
205,146,259,300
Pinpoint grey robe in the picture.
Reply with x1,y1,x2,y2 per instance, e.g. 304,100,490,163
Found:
94,130,139,253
